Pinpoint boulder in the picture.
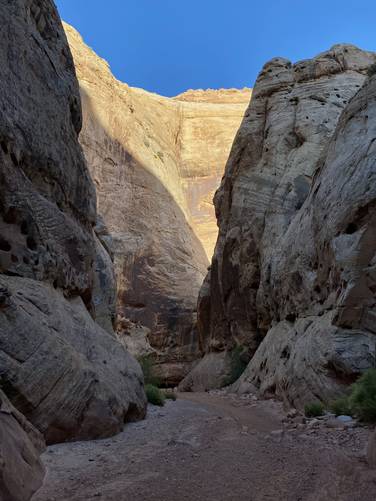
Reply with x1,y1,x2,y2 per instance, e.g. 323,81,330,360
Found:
0,275,146,444
178,352,232,392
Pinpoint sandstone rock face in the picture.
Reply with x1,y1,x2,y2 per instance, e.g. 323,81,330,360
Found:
195,45,376,402
117,317,155,358
0,390,45,501
0,0,146,443
178,352,232,392
64,23,250,384
0,275,146,444
172,88,252,259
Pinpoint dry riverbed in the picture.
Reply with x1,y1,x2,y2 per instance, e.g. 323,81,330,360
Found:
34,391,376,501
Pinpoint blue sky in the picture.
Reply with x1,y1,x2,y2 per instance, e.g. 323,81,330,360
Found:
55,0,376,97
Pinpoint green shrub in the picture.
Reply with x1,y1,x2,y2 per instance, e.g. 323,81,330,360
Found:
145,384,165,406
164,390,177,401
138,355,161,387
304,402,324,418
223,345,248,386
330,396,352,417
349,368,376,422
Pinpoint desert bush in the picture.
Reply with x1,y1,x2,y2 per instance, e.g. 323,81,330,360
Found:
349,368,376,422
304,402,324,418
223,345,248,386
138,355,161,387
145,384,165,406
330,396,352,417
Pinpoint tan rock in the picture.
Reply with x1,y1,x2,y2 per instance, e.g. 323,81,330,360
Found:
0,390,45,501
0,0,146,442
195,45,376,403
64,23,250,384
241,67,376,406
233,314,376,406
0,276,146,444
178,352,232,392
117,316,155,358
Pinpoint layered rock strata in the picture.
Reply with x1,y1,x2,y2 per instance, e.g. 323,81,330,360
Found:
64,23,250,384
188,45,376,402
0,0,146,446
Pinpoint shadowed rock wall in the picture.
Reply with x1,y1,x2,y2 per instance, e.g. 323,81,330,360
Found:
186,45,376,401
0,0,146,448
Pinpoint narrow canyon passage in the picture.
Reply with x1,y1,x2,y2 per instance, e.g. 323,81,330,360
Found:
34,393,376,501
2,3,376,501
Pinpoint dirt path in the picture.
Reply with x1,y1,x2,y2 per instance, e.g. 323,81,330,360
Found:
33,392,376,501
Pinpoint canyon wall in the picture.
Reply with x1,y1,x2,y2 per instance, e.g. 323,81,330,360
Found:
64,23,251,385
0,390,45,501
0,0,146,455
185,45,376,404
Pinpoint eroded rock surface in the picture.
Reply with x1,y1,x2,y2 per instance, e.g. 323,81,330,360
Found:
193,45,376,402
178,352,232,392
0,276,146,444
0,390,45,501
0,0,146,443
64,23,250,384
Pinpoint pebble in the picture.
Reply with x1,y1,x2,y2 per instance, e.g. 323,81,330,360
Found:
307,418,320,428
271,429,284,437
287,409,298,419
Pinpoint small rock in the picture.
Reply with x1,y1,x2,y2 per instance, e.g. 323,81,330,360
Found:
307,418,320,428
337,415,353,423
343,420,358,429
326,418,346,429
271,429,284,437
287,408,298,419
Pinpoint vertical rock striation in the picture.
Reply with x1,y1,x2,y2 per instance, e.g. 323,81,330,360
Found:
0,0,146,445
64,23,250,385
188,45,376,401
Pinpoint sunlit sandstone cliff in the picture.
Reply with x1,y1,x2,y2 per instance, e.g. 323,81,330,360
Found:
173,88,252,259
64,23,251,384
